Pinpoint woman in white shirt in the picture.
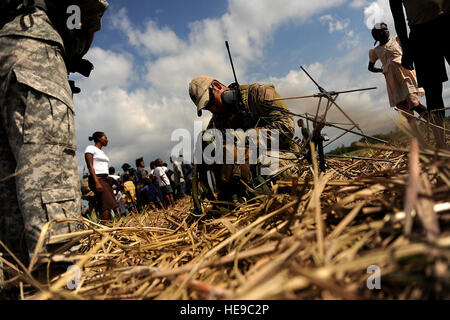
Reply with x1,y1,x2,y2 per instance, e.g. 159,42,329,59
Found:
84,132,118,223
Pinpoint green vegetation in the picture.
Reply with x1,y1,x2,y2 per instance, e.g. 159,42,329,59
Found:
327,115,450,156
326,131,399,156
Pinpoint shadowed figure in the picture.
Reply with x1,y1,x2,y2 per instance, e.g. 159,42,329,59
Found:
389,0,450,148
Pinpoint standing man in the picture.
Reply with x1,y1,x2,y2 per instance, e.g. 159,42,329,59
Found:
180,156,193,196
136,157,149,185
135,157,148,211
389,0,449,148
0,0,109,265
170,155,186,199
154,159,176,208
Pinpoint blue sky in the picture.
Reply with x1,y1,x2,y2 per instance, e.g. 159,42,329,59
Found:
73,0,449,173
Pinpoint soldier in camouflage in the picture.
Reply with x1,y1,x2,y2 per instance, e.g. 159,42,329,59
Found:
0,0,108,265
189,75,300,181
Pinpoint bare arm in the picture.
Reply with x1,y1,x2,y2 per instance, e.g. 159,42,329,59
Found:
389,0,414,70
368,62,383,73
85,153,103,192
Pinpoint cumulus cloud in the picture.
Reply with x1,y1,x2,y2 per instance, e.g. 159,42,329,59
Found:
364,0,395,30
318,14,360,49
319,15,350,33
78,48,135,91
349,0,370,8
111,8,186,56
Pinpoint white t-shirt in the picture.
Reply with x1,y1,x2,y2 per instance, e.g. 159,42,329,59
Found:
155,166,170,187
85,145,110,175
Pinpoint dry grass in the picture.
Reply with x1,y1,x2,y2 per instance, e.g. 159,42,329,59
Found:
1,117,450,300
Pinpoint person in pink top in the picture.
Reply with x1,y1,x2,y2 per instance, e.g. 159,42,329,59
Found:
389,0,449,148
368,22,426,120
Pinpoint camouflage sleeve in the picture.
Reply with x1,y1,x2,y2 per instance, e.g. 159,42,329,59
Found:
77,0,109,33
249,84,295,145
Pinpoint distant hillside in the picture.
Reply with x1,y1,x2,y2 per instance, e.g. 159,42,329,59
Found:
327,115,450,156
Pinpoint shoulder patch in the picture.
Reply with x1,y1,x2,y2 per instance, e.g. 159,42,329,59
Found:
264,87,274,102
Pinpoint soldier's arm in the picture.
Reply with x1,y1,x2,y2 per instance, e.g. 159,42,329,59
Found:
263,100,296,143
252,85,295,139
389,0,408,47
389,0,414,70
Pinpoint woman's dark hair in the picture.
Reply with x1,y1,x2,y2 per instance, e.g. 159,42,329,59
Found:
88,131,105,143
371,22,388,45
136,157,144,167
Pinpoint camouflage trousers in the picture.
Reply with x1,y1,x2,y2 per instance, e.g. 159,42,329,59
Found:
0,73,82,263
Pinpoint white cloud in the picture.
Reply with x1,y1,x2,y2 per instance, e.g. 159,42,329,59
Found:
349,0,370,8
319,15,350,33
110,8,186,56
78,48,134,92
112,0,348,95
364,0,395,30
319,14,359,49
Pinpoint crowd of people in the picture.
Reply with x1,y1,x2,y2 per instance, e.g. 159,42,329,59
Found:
82,132,193,223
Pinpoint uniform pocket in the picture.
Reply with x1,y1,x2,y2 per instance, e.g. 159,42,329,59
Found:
41,187,79,236
23,89,76,149
41,187,77,205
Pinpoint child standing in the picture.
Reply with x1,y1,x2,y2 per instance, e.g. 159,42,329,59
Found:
368,23,426,118
122,174,137,213
141,175,165,210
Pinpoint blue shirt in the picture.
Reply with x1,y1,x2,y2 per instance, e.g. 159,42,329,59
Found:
141,184,160,203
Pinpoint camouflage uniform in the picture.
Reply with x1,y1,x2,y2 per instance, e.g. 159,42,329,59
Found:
0,1,108,262
208,83,300,177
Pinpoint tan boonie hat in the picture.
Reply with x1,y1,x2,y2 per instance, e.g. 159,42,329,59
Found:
189,75,214,115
